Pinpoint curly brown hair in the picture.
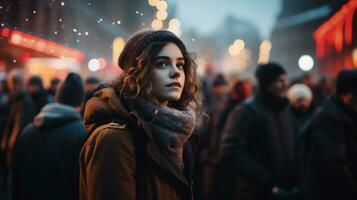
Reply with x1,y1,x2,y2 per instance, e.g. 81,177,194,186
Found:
115,41,201,112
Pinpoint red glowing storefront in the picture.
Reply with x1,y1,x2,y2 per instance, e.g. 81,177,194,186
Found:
314,0,357,76
0,27,85,86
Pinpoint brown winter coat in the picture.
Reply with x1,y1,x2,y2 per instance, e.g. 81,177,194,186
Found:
79,87,199,200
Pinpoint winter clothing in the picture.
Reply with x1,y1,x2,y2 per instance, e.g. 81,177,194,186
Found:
79,87,199,200
0,90,36,170
56,73,84,107
336,69,357,95
289,106,314,134
287,84,313,104
299,96,357,200
12,103,88,200
255,63,286,90
29,90,50,114
127,98,196,170
118,30,187,70
287,84,314,131
219,94,298,200
27,76,49,114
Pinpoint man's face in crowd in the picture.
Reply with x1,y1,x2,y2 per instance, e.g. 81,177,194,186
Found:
267,74,289,98
292,98,311,111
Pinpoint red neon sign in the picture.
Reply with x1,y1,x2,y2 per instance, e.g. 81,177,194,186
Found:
2,29,85,62
314,0,357,59
1,28,10,37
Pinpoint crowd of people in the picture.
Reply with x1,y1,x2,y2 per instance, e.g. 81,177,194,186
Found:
0,29,356,200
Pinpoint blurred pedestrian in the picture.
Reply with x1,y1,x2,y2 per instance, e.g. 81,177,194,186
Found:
197,73,229,199
0,78,9,141
210,78,253,199
217,78,253,141
46,77,61,102
299,69,357,200
211,74,228,111
313,76,335,107
287,84,314,131
0,69,36,191
0,79,9,189
27,75,50,114
12,73,88,200
84,76,101,102
82,77,101,117
219,62,300,200
79,30,201,200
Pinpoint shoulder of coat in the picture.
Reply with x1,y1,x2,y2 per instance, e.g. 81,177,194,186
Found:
105,122,127,129
94,122,128,134
85,122,131,145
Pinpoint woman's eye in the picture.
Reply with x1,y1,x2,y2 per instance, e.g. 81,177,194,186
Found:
177,63,185,69
157,62,168,69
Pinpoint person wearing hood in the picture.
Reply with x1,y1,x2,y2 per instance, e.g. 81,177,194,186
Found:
12,73,88,200
79,30,200,200
219,63,300,200
299,69,357,200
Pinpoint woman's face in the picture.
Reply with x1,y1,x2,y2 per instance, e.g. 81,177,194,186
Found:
151,42,186,105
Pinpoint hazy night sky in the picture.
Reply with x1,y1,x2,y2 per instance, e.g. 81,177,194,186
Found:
176,0,283,39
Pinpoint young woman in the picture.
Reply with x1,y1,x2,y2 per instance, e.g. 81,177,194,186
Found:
79,30,200,200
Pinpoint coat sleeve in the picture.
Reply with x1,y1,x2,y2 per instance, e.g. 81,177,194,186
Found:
310,124,357,199
79,127,136,200
220,105,274,187
11,126,28,200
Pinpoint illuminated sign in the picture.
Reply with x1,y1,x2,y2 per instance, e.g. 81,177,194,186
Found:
1,28,85,62
314,0,357,58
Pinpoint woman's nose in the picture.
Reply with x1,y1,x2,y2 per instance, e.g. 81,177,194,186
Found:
170,65,181,78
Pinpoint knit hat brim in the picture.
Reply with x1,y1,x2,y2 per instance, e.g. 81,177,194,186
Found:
255,62,286,90
118,30,186,70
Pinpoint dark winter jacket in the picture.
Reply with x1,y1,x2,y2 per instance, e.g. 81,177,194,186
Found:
79,87,199,200
12,103,88,200
29,90,50,114
219,95,298,200
299,96,357,200
0,90,36,170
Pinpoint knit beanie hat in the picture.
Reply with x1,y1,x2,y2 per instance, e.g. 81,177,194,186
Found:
56,73,84,107
255,62,286,90
118,29,187,70
287,84,313,104
336,69,357,95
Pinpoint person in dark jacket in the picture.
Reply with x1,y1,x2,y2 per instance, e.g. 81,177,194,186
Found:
0,69,36,190
82,76,101,117
84,76,101,102
287,83,314,131
12,73,88,200
0,78,9,146
27,75,50,114
79,30,201,200
0,78,9,189
46,77,61,102
197,73,229,199
300,69,357,200
219,63,300,200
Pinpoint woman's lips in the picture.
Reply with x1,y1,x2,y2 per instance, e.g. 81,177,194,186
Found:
166,82,181,88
